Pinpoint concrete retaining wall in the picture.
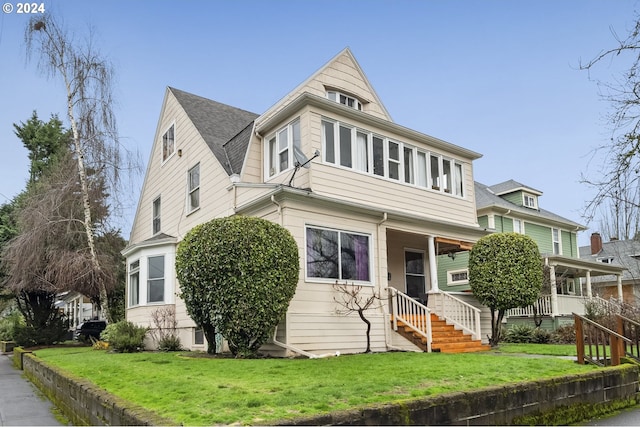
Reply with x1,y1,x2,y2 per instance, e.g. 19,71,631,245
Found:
18,350,640,426
278,366,640,426
21,352,175,426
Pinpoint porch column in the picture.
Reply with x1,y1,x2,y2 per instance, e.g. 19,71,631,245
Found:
549,264,559,317
617,274,623,301
585,270,592,298
427,235,439,293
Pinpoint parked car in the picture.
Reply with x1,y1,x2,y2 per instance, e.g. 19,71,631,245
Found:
74,320,107,341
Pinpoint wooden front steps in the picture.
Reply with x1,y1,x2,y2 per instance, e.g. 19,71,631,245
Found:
393,313,491,354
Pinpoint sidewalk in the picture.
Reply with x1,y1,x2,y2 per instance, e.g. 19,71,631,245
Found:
0,352,64,426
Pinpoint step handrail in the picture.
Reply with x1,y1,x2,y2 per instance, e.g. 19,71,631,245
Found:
389,288,432,352
574,312,631,366
440,292,482,341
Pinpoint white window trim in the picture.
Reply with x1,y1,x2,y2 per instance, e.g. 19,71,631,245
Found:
128,259,140,308
161,122,176,164
511,218,524,234
264,118,301,180
152,196,161,235
552,228,562,255
326,90,363,111
447,268,469,285
321,117,465,198
187,163,200,214
304,224,374,286
147,255,166,304
523,192,537,209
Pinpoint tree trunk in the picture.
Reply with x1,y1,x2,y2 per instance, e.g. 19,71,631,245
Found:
357,309,372,353
202,323,218,355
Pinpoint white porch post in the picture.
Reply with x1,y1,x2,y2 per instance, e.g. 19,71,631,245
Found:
549,264,558,317
617,274,623,301
585,270,592,298
427,235,439,293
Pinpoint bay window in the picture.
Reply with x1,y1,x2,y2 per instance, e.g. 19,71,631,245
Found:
148,255,165,303
306,226,371,283
128,260,140,307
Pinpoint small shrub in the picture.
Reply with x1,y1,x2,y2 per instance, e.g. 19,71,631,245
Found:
13,317,67,347
101,321,147,353
504,324,535,343
0,311,23,341
157,335,182,352
551,324,576,344
150,307,182,351
531,327,551,344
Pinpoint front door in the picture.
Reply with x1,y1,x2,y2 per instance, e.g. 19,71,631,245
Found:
405,250,426,300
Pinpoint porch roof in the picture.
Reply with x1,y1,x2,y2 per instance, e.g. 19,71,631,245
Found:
544,254,626,277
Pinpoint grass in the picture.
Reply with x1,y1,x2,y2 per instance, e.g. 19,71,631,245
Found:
496,343,577,356
33,345,596,425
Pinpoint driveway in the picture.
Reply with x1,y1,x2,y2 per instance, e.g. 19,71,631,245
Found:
0,353,64,425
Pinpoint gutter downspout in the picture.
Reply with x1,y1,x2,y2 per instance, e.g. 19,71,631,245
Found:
271,326,339,359
271,195,283,226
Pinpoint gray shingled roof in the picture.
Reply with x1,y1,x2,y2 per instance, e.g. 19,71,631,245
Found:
169,87,259,175
488,179,542,195
579,238,640,282
475,181,583,228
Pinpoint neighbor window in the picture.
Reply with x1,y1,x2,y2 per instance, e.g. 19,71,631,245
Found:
194,328,204,345
523,193,537,209
129,260,140,307
147,255,165,303
552,228,561,255
322,118,465,197
448,269,469,285
152,196,161,234
266,118,301,177
306,226,370,283
162,125,175,162
188,163,200,212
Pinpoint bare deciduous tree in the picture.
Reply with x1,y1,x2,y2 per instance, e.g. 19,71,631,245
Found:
24,13,139,317
580,16,640,230
332,281,384,353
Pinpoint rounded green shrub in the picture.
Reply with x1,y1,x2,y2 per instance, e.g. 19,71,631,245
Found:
504,324,535,343
176,215,299,357
469,232,543,346
101,321,148,352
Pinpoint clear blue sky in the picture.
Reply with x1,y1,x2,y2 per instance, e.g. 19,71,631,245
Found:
0,0,637,245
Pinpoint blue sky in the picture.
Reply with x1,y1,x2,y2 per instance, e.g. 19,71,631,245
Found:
0,0,637,245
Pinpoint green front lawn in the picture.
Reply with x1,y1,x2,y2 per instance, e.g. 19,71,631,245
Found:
33,345,593,425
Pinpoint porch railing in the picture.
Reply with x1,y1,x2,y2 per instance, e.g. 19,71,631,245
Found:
574,313,631,367
389,288,432,352
506,295,553,317
616,314,640,362
438,292,482,341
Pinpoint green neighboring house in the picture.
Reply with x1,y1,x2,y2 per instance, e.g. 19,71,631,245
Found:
437,180,624,328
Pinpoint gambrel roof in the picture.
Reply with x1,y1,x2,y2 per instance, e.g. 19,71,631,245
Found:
169,87,259,175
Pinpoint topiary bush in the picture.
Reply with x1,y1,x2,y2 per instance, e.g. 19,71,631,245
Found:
176,215,299,357
469,232,543,346
101,321,147,353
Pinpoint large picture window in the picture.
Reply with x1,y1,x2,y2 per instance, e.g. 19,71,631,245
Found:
306,226,370,283
148,255,165,303
322,118,464,197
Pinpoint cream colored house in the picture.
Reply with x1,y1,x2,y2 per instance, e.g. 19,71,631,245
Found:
123,48,491,355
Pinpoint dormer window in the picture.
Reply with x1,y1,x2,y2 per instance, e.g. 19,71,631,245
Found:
327,91,362,111
523,193,537,209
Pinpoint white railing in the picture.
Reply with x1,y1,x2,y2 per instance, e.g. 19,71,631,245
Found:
389,288,432,352
506,295,553,317
439,292,482,341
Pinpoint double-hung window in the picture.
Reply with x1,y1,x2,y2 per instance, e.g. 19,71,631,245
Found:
523,193,537,208
128,260,140,307
188,163,200,212
552,228,561,255
322,118,465,197
306,226,371,283
152,196,161,234
148,255,165,303
267,118,301,177
162,125,175,162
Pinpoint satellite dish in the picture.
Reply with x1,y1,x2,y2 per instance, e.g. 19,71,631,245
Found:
293,146,311,169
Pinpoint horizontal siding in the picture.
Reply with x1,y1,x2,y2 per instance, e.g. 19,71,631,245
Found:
526,222,552,254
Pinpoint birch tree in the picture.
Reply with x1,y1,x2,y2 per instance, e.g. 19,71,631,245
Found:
24,13,137,318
